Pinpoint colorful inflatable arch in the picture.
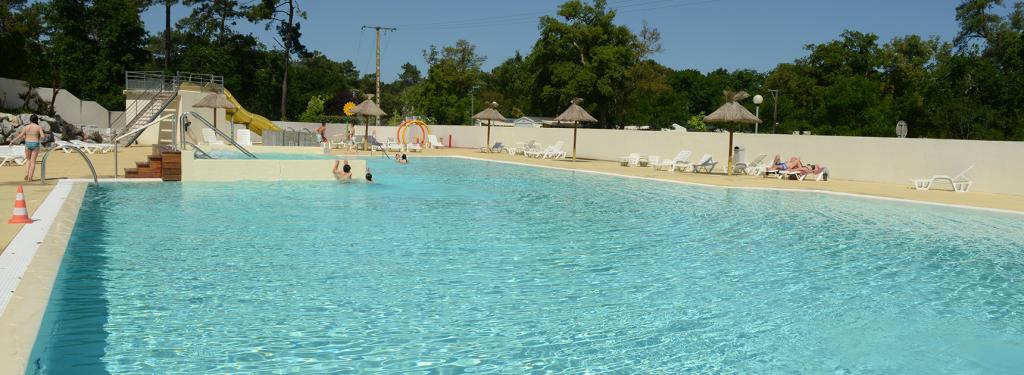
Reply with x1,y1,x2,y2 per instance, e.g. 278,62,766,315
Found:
397,119,430,145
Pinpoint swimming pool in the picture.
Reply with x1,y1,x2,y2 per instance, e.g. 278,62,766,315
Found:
29,157,1024,373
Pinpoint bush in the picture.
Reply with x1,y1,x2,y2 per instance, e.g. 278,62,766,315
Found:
299,95,326,122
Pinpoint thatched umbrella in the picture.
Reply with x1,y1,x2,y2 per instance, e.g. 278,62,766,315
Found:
350,95,386,150
554,98,598,161
193,91,236,131
703,90,762,175
472,101,506,149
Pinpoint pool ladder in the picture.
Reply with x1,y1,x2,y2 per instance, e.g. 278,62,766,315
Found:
39,145,99,185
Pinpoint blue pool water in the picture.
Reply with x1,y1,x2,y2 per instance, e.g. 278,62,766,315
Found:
30,158,1024,373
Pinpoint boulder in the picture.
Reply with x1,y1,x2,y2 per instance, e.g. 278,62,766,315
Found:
0,113,17,124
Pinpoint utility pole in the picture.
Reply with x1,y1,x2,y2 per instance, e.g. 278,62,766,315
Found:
767,89,780,134
362,25,396,125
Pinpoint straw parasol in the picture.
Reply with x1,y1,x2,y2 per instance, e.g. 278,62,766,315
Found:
350,95,387,150
193,91,236,130
472,101,506,149
553,98,598,161
703,90,762,175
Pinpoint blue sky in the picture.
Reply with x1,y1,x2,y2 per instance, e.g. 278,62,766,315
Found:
141,0,966,81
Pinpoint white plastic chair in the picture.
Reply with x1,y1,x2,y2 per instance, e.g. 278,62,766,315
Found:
202,128,225,145
620,153,641,167
235,129,253,146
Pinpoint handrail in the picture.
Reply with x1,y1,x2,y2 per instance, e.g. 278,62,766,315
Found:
183,140,213,159
112,72,178,135
184,112,257,159
114,114,173,142
40,145,99,185
301,128,316,146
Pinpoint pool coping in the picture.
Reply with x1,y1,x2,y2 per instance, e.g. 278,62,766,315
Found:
0,180,86,375
450,155,1024,217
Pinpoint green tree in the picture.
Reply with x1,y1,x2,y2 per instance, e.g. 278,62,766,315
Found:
530,0,639,126
247,0,308,120
418,39,487,124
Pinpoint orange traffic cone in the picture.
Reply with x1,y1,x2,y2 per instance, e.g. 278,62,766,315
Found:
8,185,33,224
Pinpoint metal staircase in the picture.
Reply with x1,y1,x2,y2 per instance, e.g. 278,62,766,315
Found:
113,71,180,146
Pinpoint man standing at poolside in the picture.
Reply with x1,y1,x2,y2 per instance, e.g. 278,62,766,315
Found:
8,115,46,181
317,123,328,153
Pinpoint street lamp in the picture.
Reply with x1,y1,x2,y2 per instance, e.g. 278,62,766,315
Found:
753,94,763,133
469,85,480,125
767,89,780,133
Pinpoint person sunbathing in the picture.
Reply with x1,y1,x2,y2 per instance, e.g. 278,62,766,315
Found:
767,155,790,171
333,160,352,181
790,164,827,180
786,157,804,170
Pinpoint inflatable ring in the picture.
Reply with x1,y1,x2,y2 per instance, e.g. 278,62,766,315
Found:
397,119,430,145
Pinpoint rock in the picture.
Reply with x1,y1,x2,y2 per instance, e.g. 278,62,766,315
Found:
39,120,50,132
0,113,16,124
0,120,13,135
18,114,32,125
38,115,56,123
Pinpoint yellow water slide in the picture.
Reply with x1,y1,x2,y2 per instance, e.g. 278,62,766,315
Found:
223,89,281,135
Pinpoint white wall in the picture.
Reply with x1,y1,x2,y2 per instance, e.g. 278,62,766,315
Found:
0,77,118,128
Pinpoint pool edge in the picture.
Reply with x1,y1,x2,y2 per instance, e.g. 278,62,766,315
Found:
0,181,87,375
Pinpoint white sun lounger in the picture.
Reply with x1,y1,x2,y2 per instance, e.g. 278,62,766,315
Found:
51,140,79,153
779,167,828,181
663,150,696,171
543,141,566,159
427,134,446,149
71,140,114,154
0,145,27,167
734,154,768,175
912,165,974,192
480,142,504,153
691,154,718,173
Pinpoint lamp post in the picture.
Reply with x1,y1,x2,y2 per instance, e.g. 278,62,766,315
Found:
469,85,480,125
767,89,779,133
753,94,763,134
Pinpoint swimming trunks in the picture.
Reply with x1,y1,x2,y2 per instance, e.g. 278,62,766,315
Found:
25,141,39,151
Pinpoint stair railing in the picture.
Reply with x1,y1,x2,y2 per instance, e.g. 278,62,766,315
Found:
111,114,174,179
183,112,257,159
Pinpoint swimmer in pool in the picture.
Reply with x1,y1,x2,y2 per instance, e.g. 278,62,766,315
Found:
333,160,352,180
365,168,373,183
9,114,45,181
397,153,408,164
